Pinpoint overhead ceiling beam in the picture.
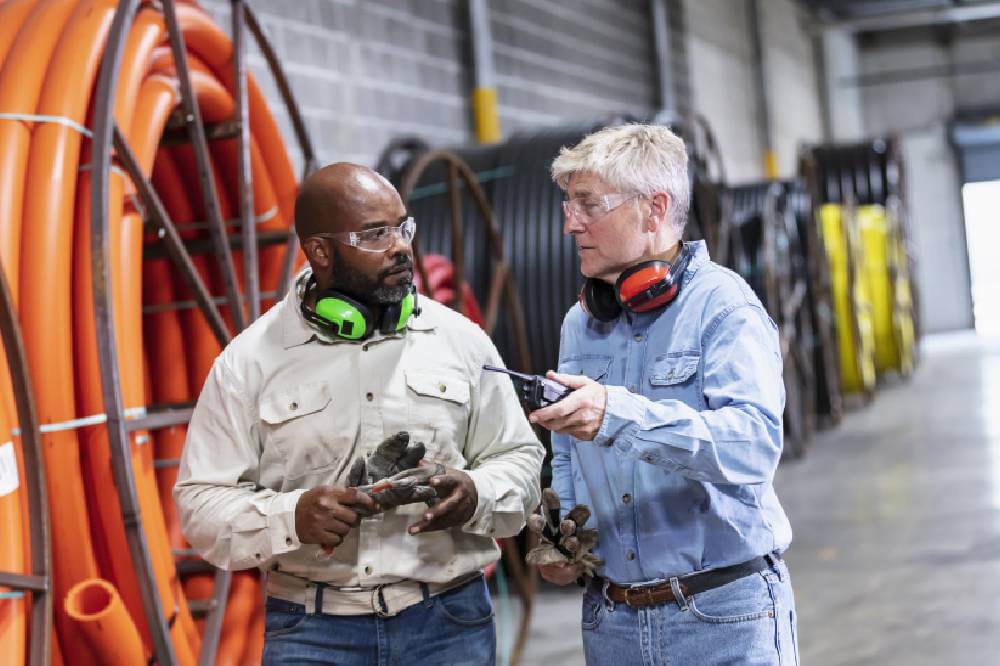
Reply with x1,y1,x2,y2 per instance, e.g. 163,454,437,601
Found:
825,1,1000,32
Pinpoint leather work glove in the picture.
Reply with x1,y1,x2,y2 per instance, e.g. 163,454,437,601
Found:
348,431,426,484
317,432,442,560
346,431,441,515
526,487,602,579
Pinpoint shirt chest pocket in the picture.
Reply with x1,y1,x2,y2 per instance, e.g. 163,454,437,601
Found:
648,352,702,405
558,354,612,383
260,381,356,484
403,369,471,465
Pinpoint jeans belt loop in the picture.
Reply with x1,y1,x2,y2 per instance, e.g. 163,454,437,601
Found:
600,578,616,611
314,582,328,616
669,577,689,611
371,584,390,617
764,552,783,581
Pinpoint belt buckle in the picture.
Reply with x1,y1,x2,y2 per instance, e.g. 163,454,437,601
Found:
623,584,656,607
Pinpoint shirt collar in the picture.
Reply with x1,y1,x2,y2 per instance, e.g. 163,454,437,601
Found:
281,266,435,349
682,239,710,286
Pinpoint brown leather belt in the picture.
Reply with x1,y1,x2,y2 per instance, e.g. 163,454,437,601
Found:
599,552,781,608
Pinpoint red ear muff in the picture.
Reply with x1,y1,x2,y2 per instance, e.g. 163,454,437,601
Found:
580,279,622,322
617,261,676,312
581,243,693,321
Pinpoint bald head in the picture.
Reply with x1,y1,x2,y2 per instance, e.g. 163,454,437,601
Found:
294,162,402,242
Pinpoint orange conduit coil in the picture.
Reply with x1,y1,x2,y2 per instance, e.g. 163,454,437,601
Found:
64,579,145,664
0,0,311,663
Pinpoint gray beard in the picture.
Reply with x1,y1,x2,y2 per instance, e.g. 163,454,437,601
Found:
371,282,411,304
329,247,411,305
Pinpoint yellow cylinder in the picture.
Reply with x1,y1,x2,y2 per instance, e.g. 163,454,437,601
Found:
819,204,876,394
472,86,501,144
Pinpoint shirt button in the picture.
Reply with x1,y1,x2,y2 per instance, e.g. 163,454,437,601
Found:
366,392,374,402
362,344,369,352
289,402,298,410
254,553,261,560
439,383,447,393
633,334,642,342
285,537,293,546
622,493,631,504
364,565,373,575
626,550,635,561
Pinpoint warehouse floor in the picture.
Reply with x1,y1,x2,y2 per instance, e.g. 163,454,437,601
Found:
516,332,1000,665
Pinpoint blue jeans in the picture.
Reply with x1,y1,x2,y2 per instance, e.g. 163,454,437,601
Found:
582,559,799,665
262,576,496,665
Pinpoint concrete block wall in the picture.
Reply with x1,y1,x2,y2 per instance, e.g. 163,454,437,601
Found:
198,0,660,173
198,0,825,185
489,0,658,131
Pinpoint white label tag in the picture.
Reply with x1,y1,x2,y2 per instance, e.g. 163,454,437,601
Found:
0,442,18,497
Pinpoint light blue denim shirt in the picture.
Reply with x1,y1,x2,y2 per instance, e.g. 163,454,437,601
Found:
551,240,792,584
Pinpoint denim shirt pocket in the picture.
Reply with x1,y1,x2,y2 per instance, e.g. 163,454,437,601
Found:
558,354,612,384
648,351,702,407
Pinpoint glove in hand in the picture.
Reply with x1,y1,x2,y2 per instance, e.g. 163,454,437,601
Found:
346,431,441,515
526,488,602,578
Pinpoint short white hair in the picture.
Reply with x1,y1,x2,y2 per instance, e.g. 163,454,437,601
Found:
551,124,690,231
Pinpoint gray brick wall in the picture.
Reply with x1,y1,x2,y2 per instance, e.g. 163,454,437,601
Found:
198,0,659,173
198,0,822,183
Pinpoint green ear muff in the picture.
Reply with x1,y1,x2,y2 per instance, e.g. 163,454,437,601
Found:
302,276,419,341
395,290,416,332
314,295,370,340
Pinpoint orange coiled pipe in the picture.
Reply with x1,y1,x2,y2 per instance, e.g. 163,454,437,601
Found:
64,579,145,664
2,0,306,663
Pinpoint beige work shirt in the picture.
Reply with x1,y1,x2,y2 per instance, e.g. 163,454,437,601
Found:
174,268,543,586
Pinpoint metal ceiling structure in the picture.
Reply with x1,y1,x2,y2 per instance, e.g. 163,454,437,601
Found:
800,0,1000,30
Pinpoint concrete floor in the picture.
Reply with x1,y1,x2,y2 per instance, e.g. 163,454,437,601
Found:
508,332,1000,665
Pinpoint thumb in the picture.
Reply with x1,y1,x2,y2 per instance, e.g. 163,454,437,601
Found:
346,458,366,487
546,371,589,389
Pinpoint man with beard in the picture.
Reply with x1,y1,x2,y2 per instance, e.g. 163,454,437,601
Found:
175,163,543,665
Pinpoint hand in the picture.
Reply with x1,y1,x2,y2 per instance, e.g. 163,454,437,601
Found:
361,462,444,514
525,489,602,579
407,468,478,535
528,371,607,441
295,486,376,552
538,562,584,586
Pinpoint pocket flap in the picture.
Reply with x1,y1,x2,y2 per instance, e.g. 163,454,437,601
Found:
649,353,699,386
405,370,470,405
260,382,333,424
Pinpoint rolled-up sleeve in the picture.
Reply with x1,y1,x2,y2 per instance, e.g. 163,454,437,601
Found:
174,357,307,570
594,304,785,485
462,344,544,538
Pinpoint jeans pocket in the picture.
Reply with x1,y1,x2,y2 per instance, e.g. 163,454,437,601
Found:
581,595,604,631
264,598,309,637
436,580,495,627
686,573,776,625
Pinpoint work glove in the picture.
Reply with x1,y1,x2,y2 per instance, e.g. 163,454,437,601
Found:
525,488,602,578
346,431,441,515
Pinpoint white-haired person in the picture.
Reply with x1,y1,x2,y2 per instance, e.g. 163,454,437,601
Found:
529,124,799,665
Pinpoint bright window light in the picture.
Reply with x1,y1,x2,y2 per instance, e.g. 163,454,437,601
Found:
962,180,1000,337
